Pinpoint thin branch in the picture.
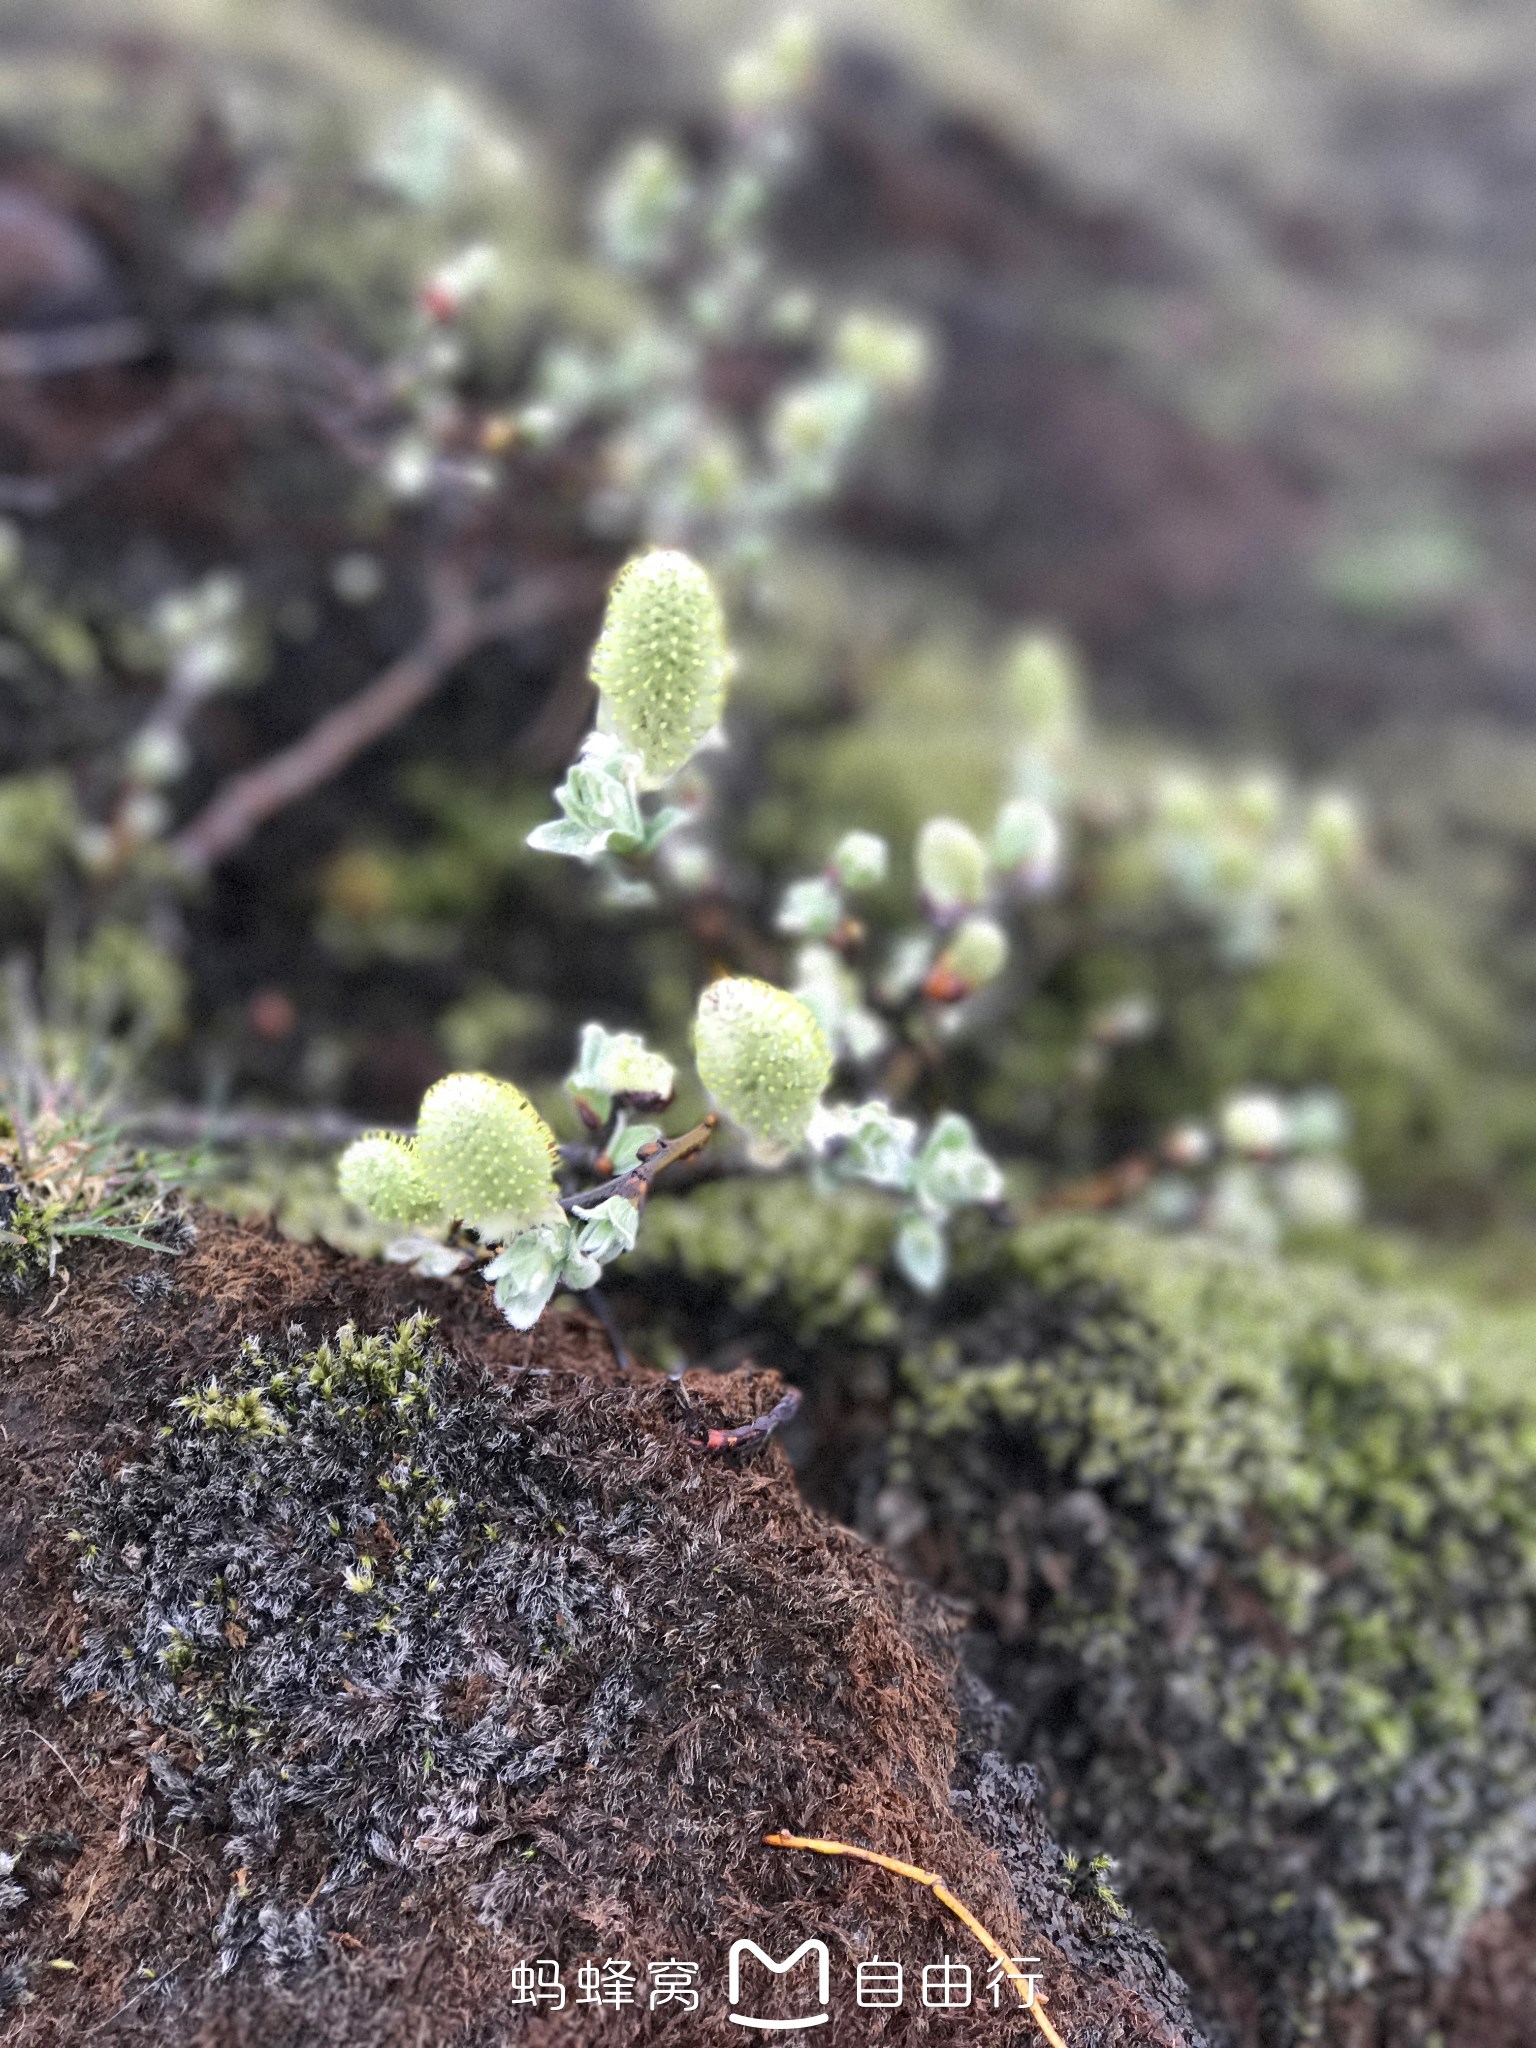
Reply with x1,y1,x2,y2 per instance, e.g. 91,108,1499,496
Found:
559,1116,718,1215
0,319,397,514
762,1832,1068,2046
170,565,600,873
0,383,216,514
121,1107,404,1148
0,316,151,378
692,1385,800,1454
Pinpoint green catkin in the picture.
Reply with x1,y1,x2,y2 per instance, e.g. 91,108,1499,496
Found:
336,1132,440,1226
412,1073,558,1234
591,549,730,785
938,915,1008,991
915,817,989,915
693,976,832,1149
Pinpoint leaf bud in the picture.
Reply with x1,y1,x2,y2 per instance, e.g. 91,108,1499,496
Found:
831,311,930,398
915,817,989,918
724,13,820,112
1307,791,1365,874
931,915,1008,997
992,797,1063,893
830,829,889,892
1219,1090,1290,1159
1003,630,1082,751
593,138,692,272
776,875,843,939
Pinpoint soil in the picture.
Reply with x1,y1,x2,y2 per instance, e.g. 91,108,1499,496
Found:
0,1210,1203,2046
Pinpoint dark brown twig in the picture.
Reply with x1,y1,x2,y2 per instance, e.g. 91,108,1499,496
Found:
691,1386,801,1454
0,382,214,514
170,564,600,872
0,315,401,513
559,1115,718,1215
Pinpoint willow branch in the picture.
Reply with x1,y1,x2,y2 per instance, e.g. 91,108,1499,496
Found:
559,1115,718,1214
693,1386,800,1454
121,1107,404,1148
169,564,599,873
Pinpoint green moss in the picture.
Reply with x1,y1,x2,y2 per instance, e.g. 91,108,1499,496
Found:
890,1218,1536,2040
632,1176,901,1343
0,775,78,906
0,1195,56,1299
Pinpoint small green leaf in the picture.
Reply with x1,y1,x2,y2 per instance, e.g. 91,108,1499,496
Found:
564,1024,675,1126
911,1113,1004,1215
571,1194,641,1264
484,1222,571,1330
775,875,843,939
895,1212,947,1294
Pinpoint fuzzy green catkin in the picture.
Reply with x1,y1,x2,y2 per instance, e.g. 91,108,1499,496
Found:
591,550,729,785
1003,630,1082,751
916,817,989,915
693,976,832,1150
412,1073,559,1234
938,915,1009,991
337,1132,440,1227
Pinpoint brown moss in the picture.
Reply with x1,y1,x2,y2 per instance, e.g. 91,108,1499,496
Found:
0,1210,1200,2046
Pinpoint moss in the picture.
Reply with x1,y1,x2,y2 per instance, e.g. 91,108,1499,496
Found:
64,1314,576,1896
631,1175,902,1343
0,1195,55,1300
888,1219,1536,2041
0,776,78,907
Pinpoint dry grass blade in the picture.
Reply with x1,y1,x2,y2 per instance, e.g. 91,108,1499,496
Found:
763,1831,1068,2046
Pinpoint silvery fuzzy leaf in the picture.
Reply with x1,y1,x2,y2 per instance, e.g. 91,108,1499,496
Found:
912,1112,1004,1215
527,735,647,864
484,1222,572,1330
808,1100,917,1191
776,875,843,939
557,1241,604,1291
384,1235,469,1279
841,1005,890,1064
571,1194,641,1264
876,931,934,1006
526,816,612,860
564,1024,674,1125
640,804,689,854
829,829,888,892
895,1211,947,1294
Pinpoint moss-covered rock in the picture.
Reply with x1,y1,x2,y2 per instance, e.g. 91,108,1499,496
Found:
3,1210,1207,2046
886,1219,1536,2043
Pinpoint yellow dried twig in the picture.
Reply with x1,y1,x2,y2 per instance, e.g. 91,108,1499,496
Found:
763,1831,1067,2047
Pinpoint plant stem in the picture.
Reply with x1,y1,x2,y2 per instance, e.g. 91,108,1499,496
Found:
170,565,599,872
559,1114,718,1215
